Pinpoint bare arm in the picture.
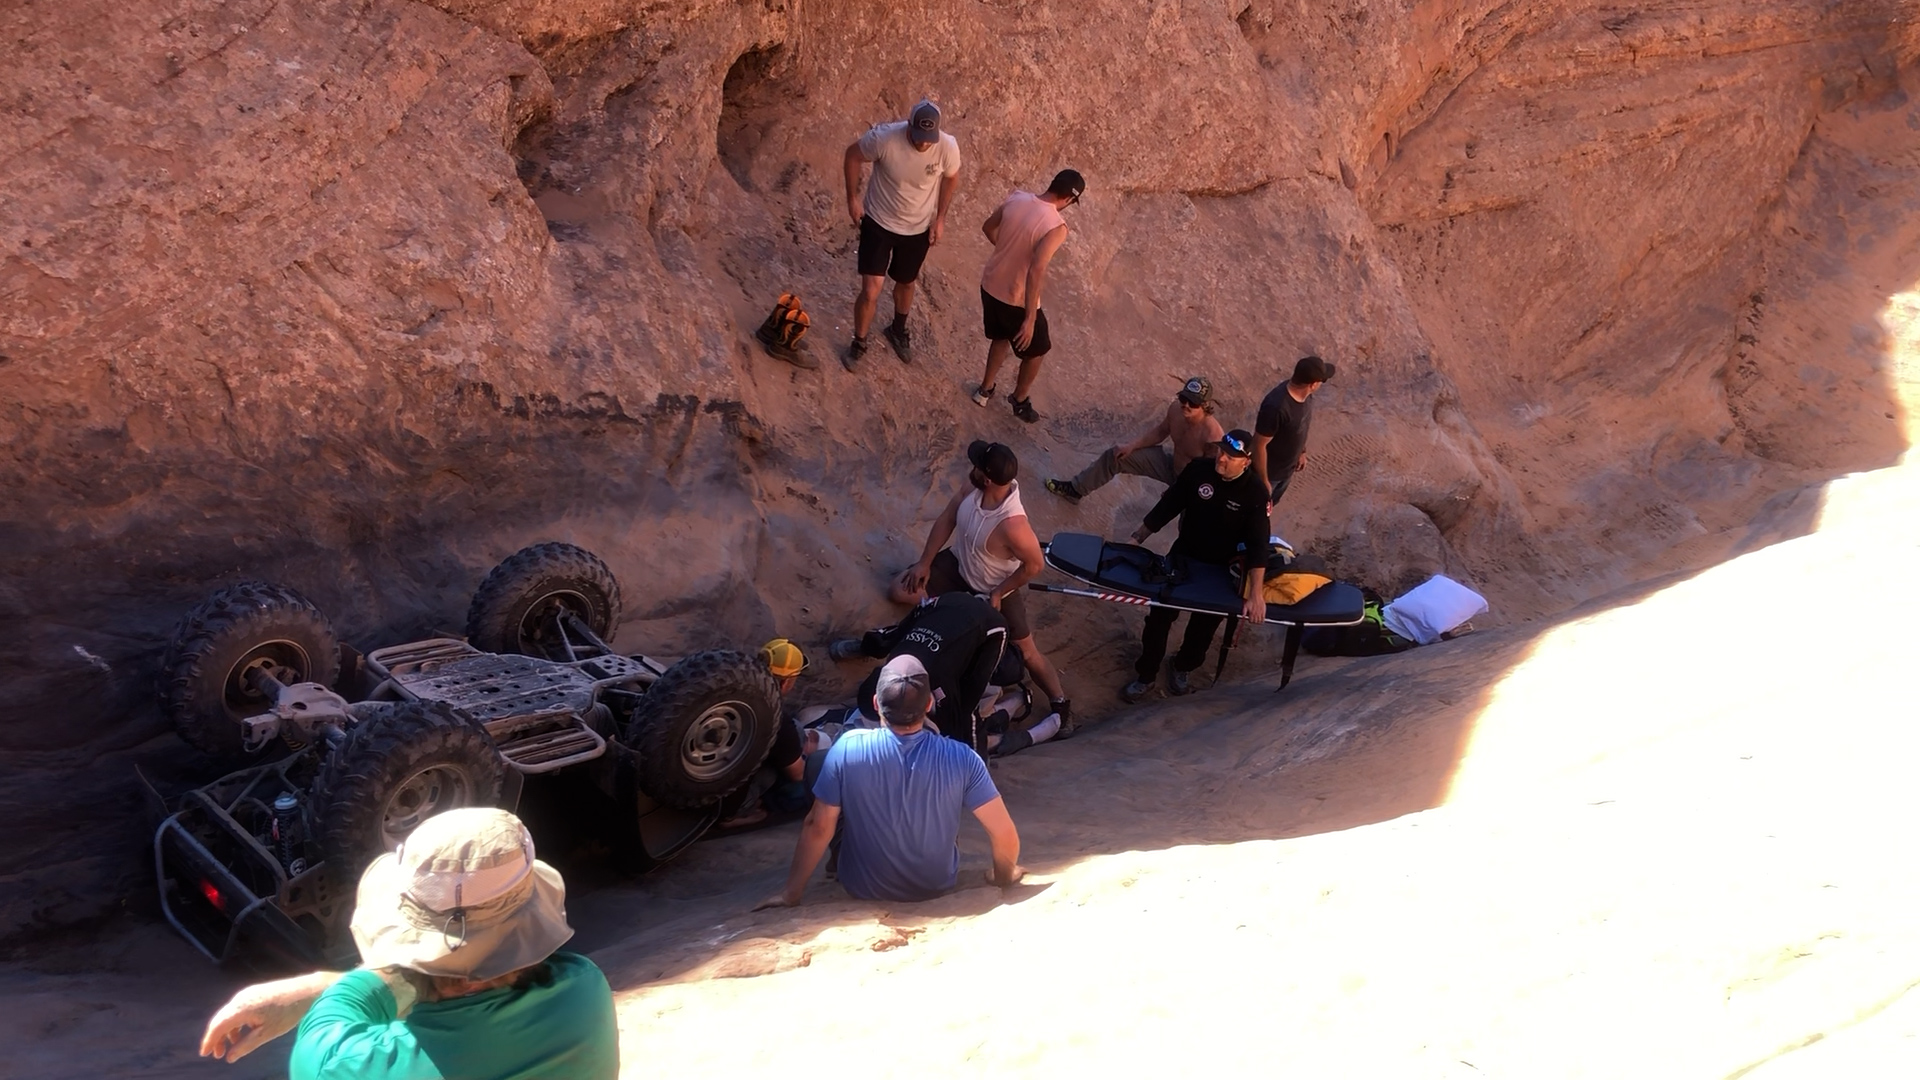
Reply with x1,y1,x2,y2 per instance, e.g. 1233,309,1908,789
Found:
1250,432,1274,493
989,518,1046,607
930,171,960,245
915,490,964,575
756,801,841,909
1014,223,1069,350
981,205,1005,245
843,142,867,225
971,796,1023,886
1242,566,1267,624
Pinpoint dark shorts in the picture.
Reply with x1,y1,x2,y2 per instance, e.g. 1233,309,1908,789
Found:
928,547,1032,641
980,288,1051,359
857,216,932,283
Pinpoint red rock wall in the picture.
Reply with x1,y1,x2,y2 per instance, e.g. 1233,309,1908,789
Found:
1,0,1912,932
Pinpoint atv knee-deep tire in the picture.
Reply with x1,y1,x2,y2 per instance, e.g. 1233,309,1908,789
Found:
160,582,341,762
624,650,782,808
309,700,505,882
465,543,622,657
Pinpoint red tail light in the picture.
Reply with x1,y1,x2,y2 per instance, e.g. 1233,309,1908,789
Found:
199,879,227,913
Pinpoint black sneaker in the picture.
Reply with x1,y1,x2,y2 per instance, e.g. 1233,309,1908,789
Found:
1167,667,1192,696
842,336,869,371
1011,396,1039,423
991,727,1034,758
827,638,867,662
1044,478,1083,504
1120,679,1152,704
882,323,914,364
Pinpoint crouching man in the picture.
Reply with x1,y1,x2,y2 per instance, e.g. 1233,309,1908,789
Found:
757,655,1024,907
200,808,617,1079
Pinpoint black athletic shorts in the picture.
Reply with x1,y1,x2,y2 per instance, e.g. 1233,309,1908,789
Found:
980,288,1051,359
856,215,932,283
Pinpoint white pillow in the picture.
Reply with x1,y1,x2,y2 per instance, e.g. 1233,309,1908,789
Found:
1382,575,1488,645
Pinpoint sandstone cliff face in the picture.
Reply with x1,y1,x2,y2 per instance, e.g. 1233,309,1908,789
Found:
2,1,1913,933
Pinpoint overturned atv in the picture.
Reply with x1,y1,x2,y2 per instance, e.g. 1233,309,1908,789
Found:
149,543,781,967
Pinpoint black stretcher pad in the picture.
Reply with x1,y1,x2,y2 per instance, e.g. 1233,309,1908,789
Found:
1042,532,1366,625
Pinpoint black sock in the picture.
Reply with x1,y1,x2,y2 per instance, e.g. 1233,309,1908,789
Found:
889,312,907,334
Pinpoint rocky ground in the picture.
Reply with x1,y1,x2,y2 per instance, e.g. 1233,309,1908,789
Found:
3,0,1919,1074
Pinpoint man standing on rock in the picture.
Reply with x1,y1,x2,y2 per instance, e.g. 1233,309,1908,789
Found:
889,440,1075,736
1046,375,1224,503
842,99,961,369
1253,355,1335,512
972,169,1083,422
1121,430,1270,703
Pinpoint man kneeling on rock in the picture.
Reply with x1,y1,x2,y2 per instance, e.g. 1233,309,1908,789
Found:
757,655,1024,908
1122,429,1271,703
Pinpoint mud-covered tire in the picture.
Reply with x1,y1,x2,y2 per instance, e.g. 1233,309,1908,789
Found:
465,543,622,658
309,700,506,883
160,582,341,762
624,650,782,808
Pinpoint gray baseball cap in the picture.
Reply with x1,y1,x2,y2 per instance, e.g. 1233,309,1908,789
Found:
908,100,942,147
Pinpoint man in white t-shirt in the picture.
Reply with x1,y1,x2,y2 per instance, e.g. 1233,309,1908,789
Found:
842,99,961,370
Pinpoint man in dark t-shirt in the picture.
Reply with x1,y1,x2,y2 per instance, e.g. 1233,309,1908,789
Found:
1252,355,1335,510
1121,430,1271,702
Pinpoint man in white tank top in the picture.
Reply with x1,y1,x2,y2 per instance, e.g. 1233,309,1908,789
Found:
889,440,1074,735
972,169,1083,423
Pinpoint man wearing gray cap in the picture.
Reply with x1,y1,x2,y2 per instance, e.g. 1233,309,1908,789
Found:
757,655,1024,907
842,99,962,369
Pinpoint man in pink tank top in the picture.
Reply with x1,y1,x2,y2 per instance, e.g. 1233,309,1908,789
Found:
888,440,1075,736
972,170,1084,423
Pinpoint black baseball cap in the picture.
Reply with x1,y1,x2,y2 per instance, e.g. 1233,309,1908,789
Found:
967,439,1019,485
1291,355,1336,384
1177,376,1213,407
1219,429,1254,458
908,100,942,147
1047,169,1085,204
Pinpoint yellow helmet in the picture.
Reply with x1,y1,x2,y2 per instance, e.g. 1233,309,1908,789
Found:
760,638,808,679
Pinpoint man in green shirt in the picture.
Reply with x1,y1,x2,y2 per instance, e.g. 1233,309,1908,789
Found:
199,808,619,1079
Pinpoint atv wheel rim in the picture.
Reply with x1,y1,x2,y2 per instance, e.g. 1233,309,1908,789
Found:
381,765,474,849
517,588,597,656
679,700,754,782
224,640,312,717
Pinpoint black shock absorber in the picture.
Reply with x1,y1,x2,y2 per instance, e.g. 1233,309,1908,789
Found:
272,792,302,874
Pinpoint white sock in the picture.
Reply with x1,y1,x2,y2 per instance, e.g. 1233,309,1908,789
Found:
1028,712,1062,745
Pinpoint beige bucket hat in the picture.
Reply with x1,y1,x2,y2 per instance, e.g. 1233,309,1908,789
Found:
349,807,572,981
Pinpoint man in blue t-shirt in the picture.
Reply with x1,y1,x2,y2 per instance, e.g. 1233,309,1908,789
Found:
757,655,1024,906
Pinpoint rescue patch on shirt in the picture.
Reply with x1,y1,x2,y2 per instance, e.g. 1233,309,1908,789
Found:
1197,483,1215,499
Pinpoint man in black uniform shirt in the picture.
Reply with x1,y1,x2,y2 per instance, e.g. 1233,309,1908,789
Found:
1121,429,1270,702
850,591,1009,750
1252,355,1334,511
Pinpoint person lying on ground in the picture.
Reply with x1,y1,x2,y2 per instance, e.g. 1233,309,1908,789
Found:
717,638,817,830
200,808,616,1080
1121,429,1271,703
755,656,1024,909
889,439,1075,734
1046,375,1224,504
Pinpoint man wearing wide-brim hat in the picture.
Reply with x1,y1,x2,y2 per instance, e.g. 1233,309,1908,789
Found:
200,808,618,1079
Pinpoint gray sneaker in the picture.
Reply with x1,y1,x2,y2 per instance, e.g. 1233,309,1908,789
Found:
1167,667,1193,696
1120,679,1152,704
842,336,869,372
882,323,914,364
